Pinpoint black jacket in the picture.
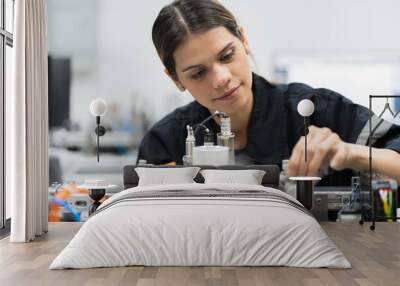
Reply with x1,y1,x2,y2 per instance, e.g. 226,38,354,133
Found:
137,73,400,186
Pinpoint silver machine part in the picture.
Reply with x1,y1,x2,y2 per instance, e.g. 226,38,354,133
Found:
217,114,235,164
183,112,236,165
217,133,235,164
220,115,232,136
183,125,195,166
314,188,353,211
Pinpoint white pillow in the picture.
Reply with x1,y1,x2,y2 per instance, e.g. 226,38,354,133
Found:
135,167,201,186
200,169,266,185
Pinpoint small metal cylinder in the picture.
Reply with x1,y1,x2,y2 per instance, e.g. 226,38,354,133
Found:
185,140,195,158
203,132,214,146
183,125,195,166
217,133,235,164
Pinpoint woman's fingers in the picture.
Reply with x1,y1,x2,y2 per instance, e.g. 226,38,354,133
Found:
330,142,349,170
288,126,320,176
306,133,340,176
288,136,305,177
288,126,344,177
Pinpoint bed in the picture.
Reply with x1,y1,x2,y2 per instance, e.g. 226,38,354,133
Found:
49,165,350,269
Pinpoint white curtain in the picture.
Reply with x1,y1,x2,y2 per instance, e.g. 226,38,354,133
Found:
7,0,49,242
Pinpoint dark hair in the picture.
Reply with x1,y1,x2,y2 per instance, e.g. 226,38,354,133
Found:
152,0,241,77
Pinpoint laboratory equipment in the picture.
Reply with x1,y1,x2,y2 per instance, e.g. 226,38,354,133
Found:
182,111,235,165
217,113,235,164
183,125,195,166
192,145,230,165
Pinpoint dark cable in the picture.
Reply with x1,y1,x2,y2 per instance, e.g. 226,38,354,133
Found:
193,111,228,139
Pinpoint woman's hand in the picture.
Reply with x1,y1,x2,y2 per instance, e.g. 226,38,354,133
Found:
287,126,350,177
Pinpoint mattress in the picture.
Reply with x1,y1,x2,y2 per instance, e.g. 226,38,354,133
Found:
50,183,351,269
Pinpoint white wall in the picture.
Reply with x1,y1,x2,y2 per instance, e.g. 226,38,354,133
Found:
48,0,400,129
227,0,400,75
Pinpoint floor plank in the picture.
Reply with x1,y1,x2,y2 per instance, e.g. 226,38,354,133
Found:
0,222,399,286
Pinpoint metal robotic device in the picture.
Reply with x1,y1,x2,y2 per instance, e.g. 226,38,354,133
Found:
183,111,235,166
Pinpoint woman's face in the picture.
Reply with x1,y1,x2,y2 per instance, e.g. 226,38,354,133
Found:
171,26,253,115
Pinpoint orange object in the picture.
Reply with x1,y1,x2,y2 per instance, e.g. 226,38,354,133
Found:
49,182,88,222
48,204,61,222
77,187,89,194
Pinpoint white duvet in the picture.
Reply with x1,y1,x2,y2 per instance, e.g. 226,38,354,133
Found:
50,183,351,269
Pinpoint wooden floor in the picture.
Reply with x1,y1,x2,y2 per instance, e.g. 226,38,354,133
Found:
0,222,399,286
